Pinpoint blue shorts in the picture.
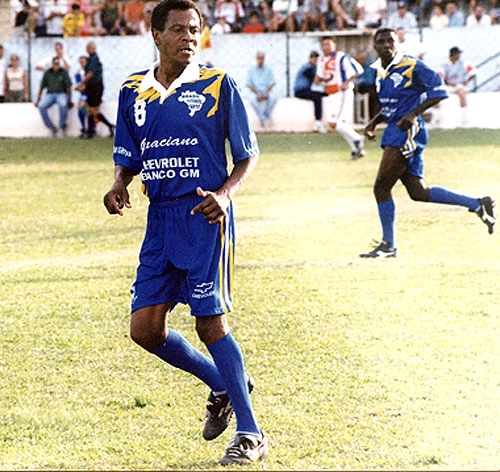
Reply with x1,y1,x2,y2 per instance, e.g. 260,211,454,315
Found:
130,195,235,317
381,118,428,179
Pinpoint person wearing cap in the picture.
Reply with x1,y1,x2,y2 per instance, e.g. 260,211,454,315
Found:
294,50,327,133
359,27,495,258
385,0,417,31
439,46,477,108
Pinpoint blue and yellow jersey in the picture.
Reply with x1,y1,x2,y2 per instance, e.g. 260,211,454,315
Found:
374,52,448,123
113,61,259,202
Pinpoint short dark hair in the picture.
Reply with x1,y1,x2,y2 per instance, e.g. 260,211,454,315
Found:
374,27,397,41
151,0,202,32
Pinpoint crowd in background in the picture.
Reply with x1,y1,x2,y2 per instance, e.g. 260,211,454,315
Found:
9,0,500,39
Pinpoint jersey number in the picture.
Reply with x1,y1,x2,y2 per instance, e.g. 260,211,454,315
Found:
134,99,146,127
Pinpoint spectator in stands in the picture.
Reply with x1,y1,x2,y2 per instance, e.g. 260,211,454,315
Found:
194,0,214,26
4,54,29,102
75,41,114,138
0,45,6,103
97,0,123,34
445,0,465,26
211,15,232,32
466,4,492,26
246,51,277,127
62,3,85,37
314,36,365,159
242,10,266,32
68,0,93,35
294,50,327,133
354,50,381,120
439,46,477,108
385,0,417,30
13,0,37,38
137,2,154,34
268,0,298,31
429,3,449,27
396,27,426,58
34,56,73,137
355,0,386,29
328,0,356,29
43,0,67,36
34,3,48,37
124,0,146,33
74,55,88,137
214,0,246,32
301,0,328,31
488,0,500,23
36,42,71,72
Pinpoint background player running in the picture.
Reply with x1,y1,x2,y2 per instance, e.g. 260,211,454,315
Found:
103,0,267,465
360,27,495,258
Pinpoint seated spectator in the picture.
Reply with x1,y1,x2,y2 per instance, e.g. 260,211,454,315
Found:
137,2,153,35
97,0,123,35
355,0,386,29
429,4,449,28
396,27,427,59
5,55,29,102
267,0,298,31
439,46,477,108
62,3,85,37
301,0,328,31
68,0,93,36
445,0,465,26
214,0,246,32
489,0,500,23
123,0,146,34
466,4,492,26
13,0,37,38
43,0,67,37
385,0,417,31
328,0,356,29
211,15,232,33
242,10,266,32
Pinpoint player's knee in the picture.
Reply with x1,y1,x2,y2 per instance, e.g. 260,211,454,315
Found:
130,324,164,352
196,314,229,346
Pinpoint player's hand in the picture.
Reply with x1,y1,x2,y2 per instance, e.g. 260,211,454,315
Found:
397,112,416,130
103,184,131,216
190,186,229,224
364,123,377,141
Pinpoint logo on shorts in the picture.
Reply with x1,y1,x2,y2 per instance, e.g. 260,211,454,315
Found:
192,282,215,299
178,90,206,117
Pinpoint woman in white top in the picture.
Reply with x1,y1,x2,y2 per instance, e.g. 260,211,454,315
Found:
4,55,29,102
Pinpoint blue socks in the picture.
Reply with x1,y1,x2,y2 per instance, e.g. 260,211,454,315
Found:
207,333,260,435
429,186,479,211
152,329,226,393
377,199,396,249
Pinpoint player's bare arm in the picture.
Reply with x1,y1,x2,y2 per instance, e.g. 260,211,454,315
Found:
191,155,259,224
397,97,444,130
103,164,136,216
364,110,384,140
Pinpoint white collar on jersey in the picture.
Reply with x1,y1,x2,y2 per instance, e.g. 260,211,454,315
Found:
140,60,200,102
371,51,405,75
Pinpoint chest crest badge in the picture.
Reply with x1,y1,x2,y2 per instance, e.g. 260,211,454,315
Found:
178,90,206,117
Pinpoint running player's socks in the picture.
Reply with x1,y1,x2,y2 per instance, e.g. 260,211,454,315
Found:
378,199,396,248
335,121,363,150
153,329,226,392
208,333,260,435
430,186,479,211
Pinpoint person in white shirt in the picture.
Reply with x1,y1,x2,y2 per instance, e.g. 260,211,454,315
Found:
466,4,492,26
355,0,386,29
43,0,67,36
35,42,71,72
385,0,417,31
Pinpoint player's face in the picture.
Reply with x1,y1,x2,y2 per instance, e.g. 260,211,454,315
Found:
374,31,398,64
321,39,334,56
153,9,201,69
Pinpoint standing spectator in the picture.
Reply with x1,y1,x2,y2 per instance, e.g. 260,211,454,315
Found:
466,4,492,26
246,51,277,127
385,0,417,30
313,36,365,159
301,0,328,31
123,0,146,33
396,27,426,58
267,0,298,31
439,46,477,108
214,0,246,32
0,45,6,103
34,56,73,137
137,2,154,35
43,0,67,36
355,0,386,29
75,41,114,138
103,0,267,465
36,42,71,72
74,55,88,137
429,4,449,28
97,0,123,34
354,50,381,120
62,3,85,37
242,10,266,32
444,0,465,26
4,55,29,103
294,50,327,133
360,28,495,258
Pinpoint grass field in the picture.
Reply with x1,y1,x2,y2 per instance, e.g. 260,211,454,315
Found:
1,130,499,470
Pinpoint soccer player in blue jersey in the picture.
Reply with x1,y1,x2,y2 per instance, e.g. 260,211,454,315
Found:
360,27,496,258
102,0,267,464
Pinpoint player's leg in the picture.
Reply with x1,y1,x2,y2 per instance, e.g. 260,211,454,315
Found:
360,146,406,258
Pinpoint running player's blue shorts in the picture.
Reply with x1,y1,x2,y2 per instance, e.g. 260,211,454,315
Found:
130,194,235,317
381,117,428,179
